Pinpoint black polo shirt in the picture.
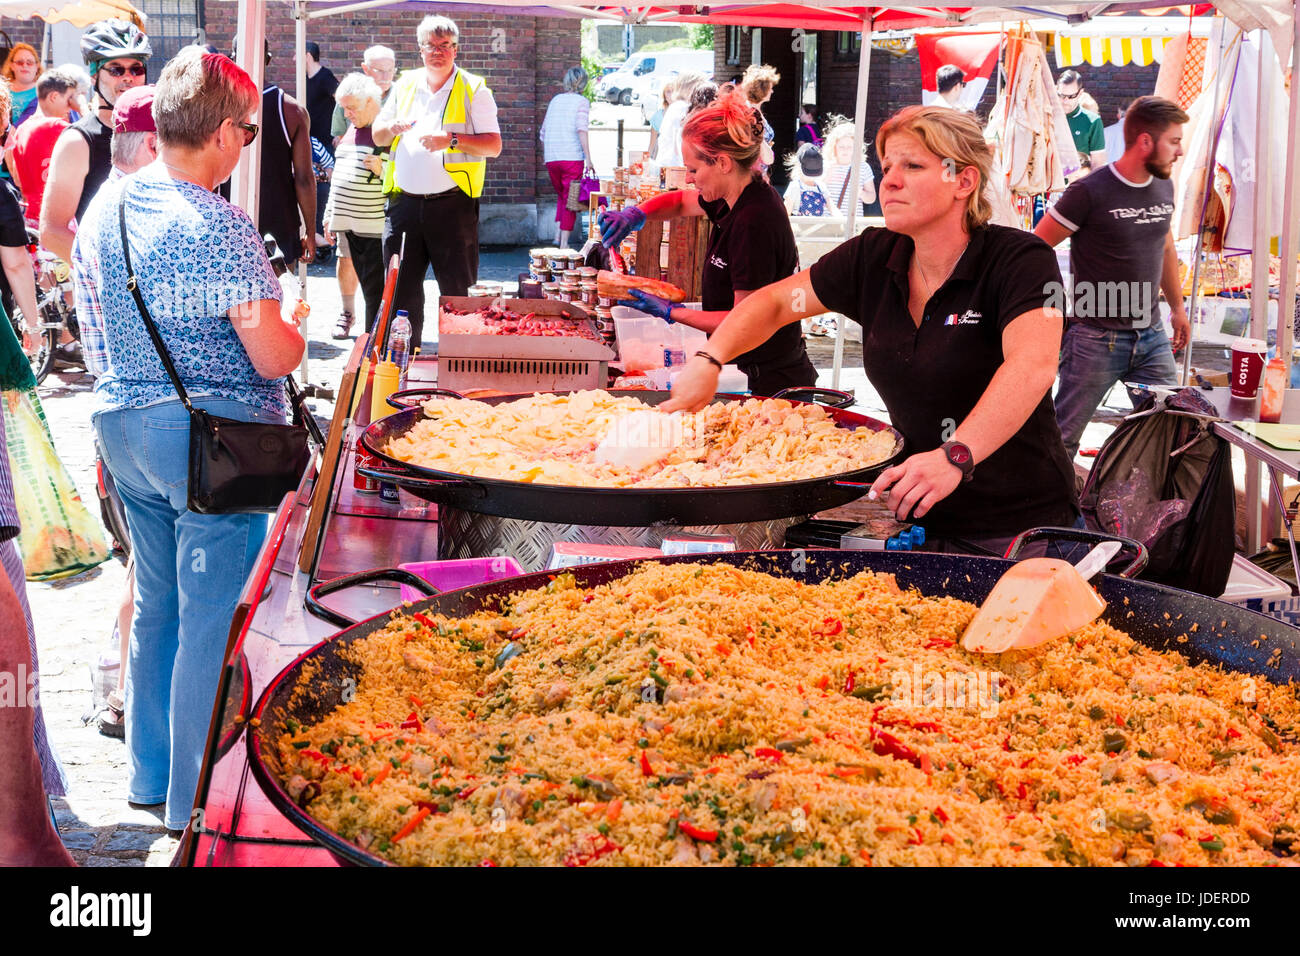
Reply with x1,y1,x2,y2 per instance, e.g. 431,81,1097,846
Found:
699,176,814,395
808,224,1078,539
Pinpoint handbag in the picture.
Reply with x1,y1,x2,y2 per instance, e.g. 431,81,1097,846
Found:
567,168,600,212
118,199,315,514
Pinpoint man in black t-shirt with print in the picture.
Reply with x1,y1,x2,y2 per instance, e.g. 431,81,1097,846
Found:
1033,96,1190,462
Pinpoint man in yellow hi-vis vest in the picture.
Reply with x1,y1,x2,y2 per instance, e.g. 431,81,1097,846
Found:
373,14,502,347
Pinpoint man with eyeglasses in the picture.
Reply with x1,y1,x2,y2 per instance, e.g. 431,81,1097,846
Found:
40,19,150,264
372,15,502,348
1056,69,1107,174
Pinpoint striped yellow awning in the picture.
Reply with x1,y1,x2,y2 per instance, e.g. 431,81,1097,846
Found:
1054,35,1174,68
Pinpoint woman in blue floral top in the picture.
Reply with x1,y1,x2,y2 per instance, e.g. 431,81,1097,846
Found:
72,47,305,832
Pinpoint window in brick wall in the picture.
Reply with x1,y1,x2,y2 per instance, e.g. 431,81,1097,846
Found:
725,25,741,67
833,31,861,62
141,0,202,77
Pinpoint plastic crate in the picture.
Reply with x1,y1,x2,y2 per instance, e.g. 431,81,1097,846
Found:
1219,554,1292,611
397,556,524,602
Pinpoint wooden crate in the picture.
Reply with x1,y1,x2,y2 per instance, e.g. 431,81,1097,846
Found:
587,193,711,301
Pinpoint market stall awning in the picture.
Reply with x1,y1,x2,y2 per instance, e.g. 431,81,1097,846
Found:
0,0,145,27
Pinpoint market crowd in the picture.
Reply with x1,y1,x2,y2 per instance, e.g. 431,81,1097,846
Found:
0,15,1189,866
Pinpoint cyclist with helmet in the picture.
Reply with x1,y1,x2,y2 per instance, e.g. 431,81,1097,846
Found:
39,18,149,263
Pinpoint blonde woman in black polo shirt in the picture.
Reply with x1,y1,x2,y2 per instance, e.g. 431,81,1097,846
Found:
664,105,1079,554
598,91,815,396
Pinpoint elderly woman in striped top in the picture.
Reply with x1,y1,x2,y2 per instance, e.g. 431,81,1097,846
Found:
325,72,388,336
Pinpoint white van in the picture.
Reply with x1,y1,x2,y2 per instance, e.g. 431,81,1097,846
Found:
600,49,713,107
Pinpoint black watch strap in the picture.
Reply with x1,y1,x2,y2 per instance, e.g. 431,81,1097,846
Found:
942,440,975,482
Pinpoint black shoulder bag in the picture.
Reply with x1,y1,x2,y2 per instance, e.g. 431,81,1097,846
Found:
118,198,315,514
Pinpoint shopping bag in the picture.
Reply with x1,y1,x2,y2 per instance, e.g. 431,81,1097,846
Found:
3,388,110,581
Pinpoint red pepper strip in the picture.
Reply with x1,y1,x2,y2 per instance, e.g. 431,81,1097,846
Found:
639,750,654,777
933,806,950,823
414,800,441,814
479,859,498,867
1225,727,1243,739
871,730,923,769
679,821,718,843
412,613,436,629
909,828,924,845
859,849,873,864
457,785,479,799
391,806,432,843
374,722,394,730
821,617,844,636
1064,754,1086,767
1016,782,1028,800
400,712,424,732
815,675,829,691
754,748,784,762
923,637,954,650
563,836,623,867
843,669,856,695
407,694,425,708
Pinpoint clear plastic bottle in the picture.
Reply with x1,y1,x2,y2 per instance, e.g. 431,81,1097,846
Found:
388,310,412,382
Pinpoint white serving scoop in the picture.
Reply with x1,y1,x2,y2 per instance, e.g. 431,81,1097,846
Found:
593,408,685,471
961,540,1122,654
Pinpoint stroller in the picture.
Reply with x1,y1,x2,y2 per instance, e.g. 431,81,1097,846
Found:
1078,387,1236,597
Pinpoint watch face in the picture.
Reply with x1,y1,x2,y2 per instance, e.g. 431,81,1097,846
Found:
947,443,971,465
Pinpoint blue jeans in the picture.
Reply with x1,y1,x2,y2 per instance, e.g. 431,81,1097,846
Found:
1054,323,1178,460
93,398,272,829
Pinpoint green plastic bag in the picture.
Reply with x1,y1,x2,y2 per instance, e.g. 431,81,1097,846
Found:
3,388,110,581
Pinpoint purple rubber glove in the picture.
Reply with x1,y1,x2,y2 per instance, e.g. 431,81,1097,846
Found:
598,205,646,248
619,288,675,323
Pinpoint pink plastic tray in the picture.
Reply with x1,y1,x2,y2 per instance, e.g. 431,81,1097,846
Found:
397,556,525,602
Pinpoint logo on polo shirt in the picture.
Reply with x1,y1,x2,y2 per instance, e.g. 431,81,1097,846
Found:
709,255,727,270
944,309,982,326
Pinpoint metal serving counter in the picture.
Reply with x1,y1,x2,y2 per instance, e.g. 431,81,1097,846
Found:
182,342,442,866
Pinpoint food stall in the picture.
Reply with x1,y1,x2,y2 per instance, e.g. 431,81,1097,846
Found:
179,309,1300,866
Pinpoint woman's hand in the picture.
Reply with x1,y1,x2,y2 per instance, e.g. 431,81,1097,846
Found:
619,288,674,322
598,205,646,248
868,448,963,521
21,326,39,356
660,356,719,413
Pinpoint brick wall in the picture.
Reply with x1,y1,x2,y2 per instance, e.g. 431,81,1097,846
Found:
0,18,45,55
201,4,580,208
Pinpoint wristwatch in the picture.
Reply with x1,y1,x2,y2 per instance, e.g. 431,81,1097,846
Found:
941,440,975,482
448,132,460,151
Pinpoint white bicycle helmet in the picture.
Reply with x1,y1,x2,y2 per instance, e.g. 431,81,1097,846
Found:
81,19,152,74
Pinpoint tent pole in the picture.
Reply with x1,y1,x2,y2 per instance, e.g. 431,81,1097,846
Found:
1275,7,1300,380
231,0,265,221
1182,19,1239,386
1249,31,1271,346
832,14,872,391
296,0,310,384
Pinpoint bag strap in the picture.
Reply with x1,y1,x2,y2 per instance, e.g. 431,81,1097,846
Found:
837,169,851,209
119,196,194,412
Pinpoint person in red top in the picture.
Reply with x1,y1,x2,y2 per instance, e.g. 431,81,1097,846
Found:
7,68,80,226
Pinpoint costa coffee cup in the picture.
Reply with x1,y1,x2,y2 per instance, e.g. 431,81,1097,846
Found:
1230,337,1269,398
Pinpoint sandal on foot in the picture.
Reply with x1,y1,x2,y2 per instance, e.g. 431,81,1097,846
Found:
96,689,124,739
332,311,355,339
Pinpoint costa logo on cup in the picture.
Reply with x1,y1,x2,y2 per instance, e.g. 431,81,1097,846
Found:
1230,337,1268,399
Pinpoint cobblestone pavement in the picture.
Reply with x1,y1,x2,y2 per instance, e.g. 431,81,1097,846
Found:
25,245,1225,865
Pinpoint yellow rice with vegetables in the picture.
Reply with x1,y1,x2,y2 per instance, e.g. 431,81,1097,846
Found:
272,564,1300,866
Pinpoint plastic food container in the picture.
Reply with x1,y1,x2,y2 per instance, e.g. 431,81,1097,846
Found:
397,556,525,602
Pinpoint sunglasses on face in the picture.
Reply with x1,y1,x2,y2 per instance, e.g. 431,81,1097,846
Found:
1060,90,1080,101
105,62,147,78
238,121,259,146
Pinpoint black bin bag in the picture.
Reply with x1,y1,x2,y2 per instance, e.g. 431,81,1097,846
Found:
1078,388,1236,597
